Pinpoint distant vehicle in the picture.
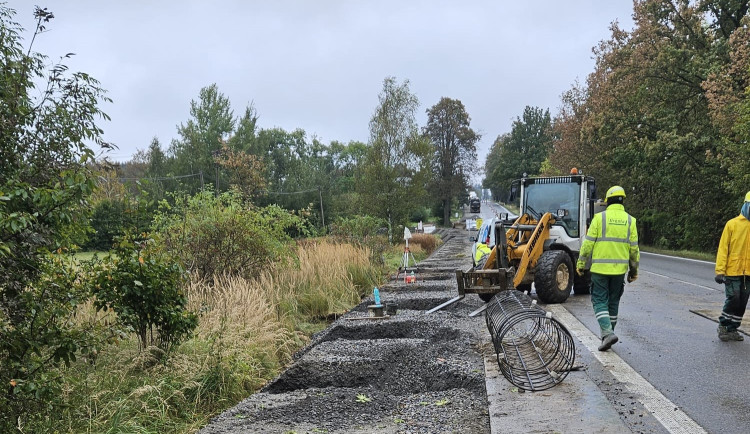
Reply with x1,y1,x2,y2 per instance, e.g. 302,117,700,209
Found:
469,198,481,213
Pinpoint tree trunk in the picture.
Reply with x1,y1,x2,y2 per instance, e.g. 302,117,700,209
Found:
443,198,452,226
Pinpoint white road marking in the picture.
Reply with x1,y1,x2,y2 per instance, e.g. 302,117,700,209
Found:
641,251,714,265
546,304,707,434
641,270,718,291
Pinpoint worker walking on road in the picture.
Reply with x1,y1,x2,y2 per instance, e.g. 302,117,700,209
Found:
576,186,639,351
714,191,750,342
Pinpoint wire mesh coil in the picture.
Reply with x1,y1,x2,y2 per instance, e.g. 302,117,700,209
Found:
485,290,575,391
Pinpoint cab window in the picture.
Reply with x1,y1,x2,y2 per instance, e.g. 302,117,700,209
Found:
524,183,580,237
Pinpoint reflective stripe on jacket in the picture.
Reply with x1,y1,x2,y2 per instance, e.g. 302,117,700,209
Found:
715,215,750,276
577,204,639,275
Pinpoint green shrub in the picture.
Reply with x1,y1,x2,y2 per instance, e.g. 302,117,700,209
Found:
0,252,104,431
90,233,198,353
409,207,431,223
330,215,387,239
152,190,308,280
85,191,155,251
86,199,128,250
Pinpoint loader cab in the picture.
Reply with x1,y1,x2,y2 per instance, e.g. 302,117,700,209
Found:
510,172,597,252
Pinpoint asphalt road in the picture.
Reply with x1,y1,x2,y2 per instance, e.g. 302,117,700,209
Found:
562,251,750,434
465,202,750,432
469,200,516,221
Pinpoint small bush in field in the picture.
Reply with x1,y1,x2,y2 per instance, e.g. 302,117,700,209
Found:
152,190,308,279
409,206,431,223
90,233,197,353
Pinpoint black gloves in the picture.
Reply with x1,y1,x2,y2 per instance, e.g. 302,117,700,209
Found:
715,274,725,284
626,269,638,283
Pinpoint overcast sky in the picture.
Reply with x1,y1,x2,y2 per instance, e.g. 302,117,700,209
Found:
6,1,634,172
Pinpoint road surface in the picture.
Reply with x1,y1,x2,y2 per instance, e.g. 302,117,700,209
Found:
562,251,750,433
466,201,750,432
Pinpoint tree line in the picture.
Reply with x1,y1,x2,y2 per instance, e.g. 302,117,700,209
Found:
483,0,750,251
103,79,481,249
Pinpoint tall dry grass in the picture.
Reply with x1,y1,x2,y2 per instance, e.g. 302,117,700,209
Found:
52,239,381,433
264,240,379,320
408,233,441,254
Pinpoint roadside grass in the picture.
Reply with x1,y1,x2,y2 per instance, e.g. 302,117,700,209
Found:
42,239,381,433
640,245,714,262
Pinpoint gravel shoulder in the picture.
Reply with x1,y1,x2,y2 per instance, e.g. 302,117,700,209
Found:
199,228,492,434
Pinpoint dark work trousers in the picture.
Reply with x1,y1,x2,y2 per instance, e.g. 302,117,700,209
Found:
719,276,750,332
590,273,625,338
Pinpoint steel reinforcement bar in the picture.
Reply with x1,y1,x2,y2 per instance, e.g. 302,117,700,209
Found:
485,290,576,391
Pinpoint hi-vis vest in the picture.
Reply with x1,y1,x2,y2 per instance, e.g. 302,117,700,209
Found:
577,204,639,275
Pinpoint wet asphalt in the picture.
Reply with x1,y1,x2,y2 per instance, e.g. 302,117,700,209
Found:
562,252,750,434
467,204,750,433
469,203,750,433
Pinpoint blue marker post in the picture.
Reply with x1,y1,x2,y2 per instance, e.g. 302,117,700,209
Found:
368,287,385,317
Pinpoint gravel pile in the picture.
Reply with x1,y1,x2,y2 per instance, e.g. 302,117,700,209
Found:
200,228,491,434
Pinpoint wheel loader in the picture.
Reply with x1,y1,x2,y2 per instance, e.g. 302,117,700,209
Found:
430,170,600,312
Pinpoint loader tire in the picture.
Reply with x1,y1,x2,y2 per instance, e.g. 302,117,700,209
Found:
574,270,591,295
534,250,573,304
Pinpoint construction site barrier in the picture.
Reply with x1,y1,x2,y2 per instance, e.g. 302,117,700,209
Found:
485,290,575,391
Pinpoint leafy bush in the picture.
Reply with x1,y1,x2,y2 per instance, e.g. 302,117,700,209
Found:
0,5,112,430
330,215,387,239
409,206,431,223
90,234,198,352
85,187,156,251
152,190,308,280
86,199,128,250
0,253,103,431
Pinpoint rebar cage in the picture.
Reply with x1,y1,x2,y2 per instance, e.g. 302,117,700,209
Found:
485,290,575,391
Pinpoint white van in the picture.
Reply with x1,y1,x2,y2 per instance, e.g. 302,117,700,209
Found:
470,217,498,267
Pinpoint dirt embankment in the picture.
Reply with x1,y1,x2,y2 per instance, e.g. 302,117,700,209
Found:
199,228,491,434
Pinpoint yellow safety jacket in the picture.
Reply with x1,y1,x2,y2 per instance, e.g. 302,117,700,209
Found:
715,215,750,276
577,204,639,275
475,243,491,263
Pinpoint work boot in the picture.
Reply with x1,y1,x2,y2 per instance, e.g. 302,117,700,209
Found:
718,325,731,342
728,329,745,341
598,333,618,351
